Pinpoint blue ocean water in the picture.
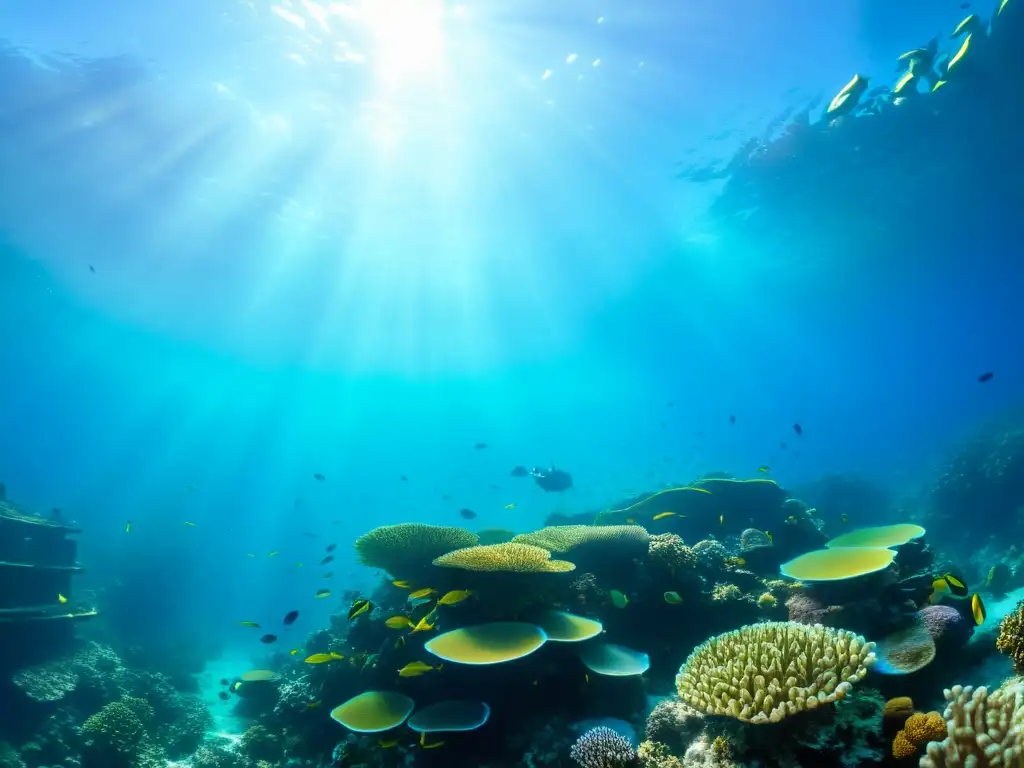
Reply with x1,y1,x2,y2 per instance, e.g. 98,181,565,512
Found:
1,0,1023,765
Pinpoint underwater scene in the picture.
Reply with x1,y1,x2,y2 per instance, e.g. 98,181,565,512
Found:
3,0,1024,766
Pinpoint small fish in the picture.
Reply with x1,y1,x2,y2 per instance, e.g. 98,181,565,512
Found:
663,591,683,605
218,691,231,700
757,466,771,474
459,508,477,520
972,593,986,625
626,517,636,524
219,678,229,686
322,572,334,579
510,465,529,477
239,621,260,628
326,544,337,553
379,738,400,748
780,442,787,450
653,512,677,521
304,653,335,664
394,636,406,649
400,475,408,482
289,649,300,655
313,473,326,481
320,555,334,565
88,264,95,273
437,590,472,606
729,415,735,424
421,738,445,749
610,589,629,609
409,588,436,599
392,580,413,588
316,589,332,599
57,593,68,604
267,551,279,557
260,634,277,644
399,661,440,677
348,599,372,620
473,442,488,450
283,610,299,625
124,520,132,534
840,514,848,524
978,372,994,383
183,521,197,527
385,616,415,629
942,573,969,597
719,514,724,526
793,423,803,436
727,556,746,567
504,503,516,509
411,613,436,633
294,562,303,568
765,531,773,544
233,681,242,691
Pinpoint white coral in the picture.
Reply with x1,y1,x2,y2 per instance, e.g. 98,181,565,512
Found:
920,680,1024,767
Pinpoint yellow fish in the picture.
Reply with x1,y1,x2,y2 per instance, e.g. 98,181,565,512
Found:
411,613,436,633
663,591,682,605
233,681,242,691
626,517,636,524
504,503,516,509
330,652,345,660
610,589,629,609
183,521,196,527
379,738,400,748
719,514,724,526
124,521,132,534
316,589,332,599
57,593,68,604
399,661,440,678
347,599,371,619
239,621,260,628
971,593,986,626
267,551,279,557
294,562,303,568
409,588,436,600
392,580,413,589
305,701,320,710
437,590,472,606
385,616,414,629
419,732,445,748
304,653,335,664
765,531,773,544
289,649,300,656
942,573,968,597
757,466,771,474
652,512,676,521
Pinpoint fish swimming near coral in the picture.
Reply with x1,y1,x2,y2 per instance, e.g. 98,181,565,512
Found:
437,590,472,606
972,593,986,625
321,555,334,565
409,588,436,600
941,573,968,597
305,653,337,664
348,599,372,620
459,509,477,520
653,512,677,521
385,616,414,629
532,466,573,493
283,610,299,625
663,591,683,605
316,589,332,599
610,590,629,609
239,621,260,628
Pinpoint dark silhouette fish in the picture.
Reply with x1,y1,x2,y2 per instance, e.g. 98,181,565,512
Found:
510,466,528,477
283,610,299,625
979,372,994,383
533,466,573,493
260,634,277,644
326,544,336,553
218,691,230,700
313,473,326,482
473,442,488,450
321,555,334,565
459,508,477,520
793,423,803,436
729,415,735,424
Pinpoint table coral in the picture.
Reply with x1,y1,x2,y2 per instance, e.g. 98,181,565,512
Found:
675,621,875,724
920,680,1024,767
354,522,479,575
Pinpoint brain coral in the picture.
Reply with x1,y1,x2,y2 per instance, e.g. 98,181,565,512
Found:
920,681,1024,767
433,542,575,573
997,600,1024,673
354,523,478,576
675,621,875,724
918,604,973,652
512,525,650,553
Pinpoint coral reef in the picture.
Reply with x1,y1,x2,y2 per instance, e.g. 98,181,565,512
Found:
353,522,479,576
920,679,1024,766
997,599,1024,673
675,622,875,723
79,697,161,768
892,712,946,760
569,726,637,768
433,542,576,572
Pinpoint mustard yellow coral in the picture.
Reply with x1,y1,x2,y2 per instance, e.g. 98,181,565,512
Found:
637,740,683,768
675,621,875,724
512,524,649,553
893,711,946,760
997,599,1024,673
354,523,478,576
892,730,917,759
432,543,576,573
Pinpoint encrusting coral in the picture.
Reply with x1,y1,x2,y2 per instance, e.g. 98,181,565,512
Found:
675,621,875,724
433,542,576,572
920,679,1024,767
353,522,479,575
997,600,1024,673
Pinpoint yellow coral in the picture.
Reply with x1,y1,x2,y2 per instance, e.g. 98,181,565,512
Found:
997,600,1024,673
511,525,649,553
894,711,947,760
432,543,575,573
354,523,478,576
710,735,732,759
637,740,683,768
892,730,917,759
675,621,875,724
757,593,777,609
711,583,741,602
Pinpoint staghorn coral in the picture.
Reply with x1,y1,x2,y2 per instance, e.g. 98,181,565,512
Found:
997,600,1024,673
893,713,947,760
513,524,650,553
675,621,875,724
569,726,637,767
433,542,576,572
354,522,478,575
920,680,1024,767
710,583,742,602
647,534,698,572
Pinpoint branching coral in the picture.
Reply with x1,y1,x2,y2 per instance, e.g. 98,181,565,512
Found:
637,740,682,768
354,522,479,575
80,697,158,766
997,600,1024,672
920,680,1024,767
513,525,650,553
569,727,637,767
433,542,576,572
710,584,742,602
675,621,875,724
